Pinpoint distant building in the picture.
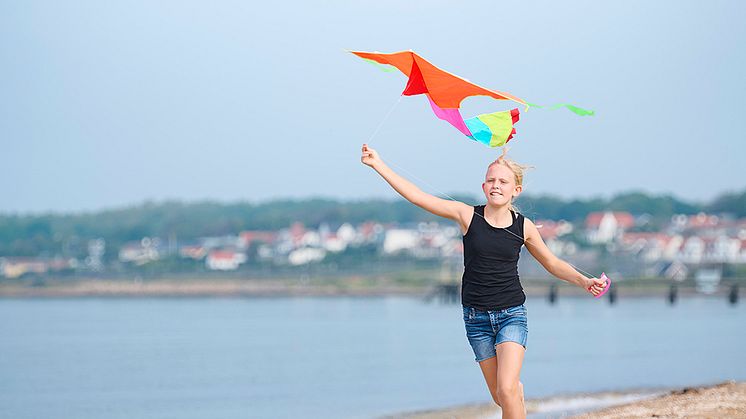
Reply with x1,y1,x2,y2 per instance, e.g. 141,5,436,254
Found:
322,233,347,253
535,220,575,256
535,220,573,241
179,245,207,260
288,247,326,265
206,250,247,271
679,236,706,264
239,231,277,248
620,232,683,262
289,222,307,247
336,223,357,243
119,238,161,265
586,211,635,243
383,229,418,254
356,222,385,245
687,213,721,230
0,257,48,278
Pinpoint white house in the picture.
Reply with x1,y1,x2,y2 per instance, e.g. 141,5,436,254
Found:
288,247,326,265
206,250,247,271
383,229,419,254
586,211,635,244
119,237,161,265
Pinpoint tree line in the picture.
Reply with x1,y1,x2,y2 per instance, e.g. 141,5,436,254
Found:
1,189,744,257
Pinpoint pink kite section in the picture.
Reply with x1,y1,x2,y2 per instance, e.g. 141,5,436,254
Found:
426,97,472,137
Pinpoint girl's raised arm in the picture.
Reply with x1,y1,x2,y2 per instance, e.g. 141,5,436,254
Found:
361,144,472,229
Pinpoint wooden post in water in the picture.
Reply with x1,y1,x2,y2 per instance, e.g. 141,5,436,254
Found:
668,284,678,305
608,285,616,305
548,283,557,305
729,284,739,305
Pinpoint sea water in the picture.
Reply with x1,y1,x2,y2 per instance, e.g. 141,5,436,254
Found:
1,296,744,418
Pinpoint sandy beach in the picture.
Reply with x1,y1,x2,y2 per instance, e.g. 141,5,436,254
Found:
396,381,746,418
571,381,746,418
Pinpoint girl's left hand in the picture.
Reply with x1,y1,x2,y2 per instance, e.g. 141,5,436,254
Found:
582,277,608,297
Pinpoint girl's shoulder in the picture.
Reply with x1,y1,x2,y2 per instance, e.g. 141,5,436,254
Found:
513,210,527,235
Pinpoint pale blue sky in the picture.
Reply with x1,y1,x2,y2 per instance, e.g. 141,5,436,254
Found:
2,0,745,214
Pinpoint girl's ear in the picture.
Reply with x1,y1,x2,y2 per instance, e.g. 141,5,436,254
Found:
513,185,523,198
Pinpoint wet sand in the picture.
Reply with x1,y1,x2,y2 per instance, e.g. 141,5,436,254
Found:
396,381,746,418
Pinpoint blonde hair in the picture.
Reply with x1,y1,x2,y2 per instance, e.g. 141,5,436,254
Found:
486,147,532,212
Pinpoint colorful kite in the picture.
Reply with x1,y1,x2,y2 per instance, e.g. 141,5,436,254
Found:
351,50,593,148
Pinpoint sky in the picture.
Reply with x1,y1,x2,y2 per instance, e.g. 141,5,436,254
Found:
1,0,745,214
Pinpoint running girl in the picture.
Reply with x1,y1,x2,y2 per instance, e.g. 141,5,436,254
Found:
360,143,608,419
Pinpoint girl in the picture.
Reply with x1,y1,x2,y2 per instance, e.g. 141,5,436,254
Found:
360,143,607,419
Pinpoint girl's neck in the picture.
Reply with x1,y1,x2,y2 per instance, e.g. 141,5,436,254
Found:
484,203,513,226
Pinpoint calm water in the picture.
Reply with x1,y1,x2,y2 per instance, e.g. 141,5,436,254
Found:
1,296,744,419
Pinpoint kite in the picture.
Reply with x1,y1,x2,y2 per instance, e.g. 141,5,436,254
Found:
351,50,593,148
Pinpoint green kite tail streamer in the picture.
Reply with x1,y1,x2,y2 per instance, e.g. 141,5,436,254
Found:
361,58,397,73
526,102,595,116
550,103,595,116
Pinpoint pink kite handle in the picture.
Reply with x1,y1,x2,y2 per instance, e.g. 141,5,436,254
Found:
592,272,612,299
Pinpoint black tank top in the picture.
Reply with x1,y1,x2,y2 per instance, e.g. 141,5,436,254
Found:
461,205,526,311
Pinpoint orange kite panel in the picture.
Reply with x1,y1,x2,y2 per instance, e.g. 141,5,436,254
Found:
350,50,527,109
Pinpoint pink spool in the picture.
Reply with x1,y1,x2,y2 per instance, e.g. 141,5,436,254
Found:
592,272,612,299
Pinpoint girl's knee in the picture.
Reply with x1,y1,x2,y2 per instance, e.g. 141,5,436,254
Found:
497,381,519,400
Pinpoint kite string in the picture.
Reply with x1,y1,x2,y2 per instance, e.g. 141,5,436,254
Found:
364,97,599,281
366,95,404,144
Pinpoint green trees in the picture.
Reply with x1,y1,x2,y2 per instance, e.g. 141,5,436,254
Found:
1,189,744,257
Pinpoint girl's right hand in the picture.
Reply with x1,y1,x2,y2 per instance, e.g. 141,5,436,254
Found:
361,143,382,168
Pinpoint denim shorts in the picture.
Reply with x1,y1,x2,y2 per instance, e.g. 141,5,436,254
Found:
463,304,528,362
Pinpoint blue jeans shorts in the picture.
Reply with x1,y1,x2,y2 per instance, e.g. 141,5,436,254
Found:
463,304,528,362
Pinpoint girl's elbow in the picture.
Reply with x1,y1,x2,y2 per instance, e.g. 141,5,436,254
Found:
408,195,426,209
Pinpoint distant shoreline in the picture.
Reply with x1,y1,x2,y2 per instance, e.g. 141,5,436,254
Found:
0,278,423,298
0,277,732,299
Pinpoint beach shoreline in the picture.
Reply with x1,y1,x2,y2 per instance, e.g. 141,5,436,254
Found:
0,278,426,298
0,277,726,299
394,381,746,418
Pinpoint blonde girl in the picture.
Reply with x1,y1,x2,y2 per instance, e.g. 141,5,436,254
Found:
360,143,607,419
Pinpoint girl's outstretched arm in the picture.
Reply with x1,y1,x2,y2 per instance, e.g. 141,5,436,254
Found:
361,144,472,230
523,217,607,296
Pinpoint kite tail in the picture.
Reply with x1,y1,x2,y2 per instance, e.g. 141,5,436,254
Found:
526,102,595,116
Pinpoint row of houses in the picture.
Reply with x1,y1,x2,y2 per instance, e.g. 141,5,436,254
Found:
587,211,746,263
115,211,746,270
0,257,78,279
2,211,745,277
113,221,388,271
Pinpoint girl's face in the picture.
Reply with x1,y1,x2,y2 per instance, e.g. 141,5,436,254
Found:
482,164,522,206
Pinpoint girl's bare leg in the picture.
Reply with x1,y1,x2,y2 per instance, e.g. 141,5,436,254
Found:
477,354,525,415
477,356,500,406
495,341,526,419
